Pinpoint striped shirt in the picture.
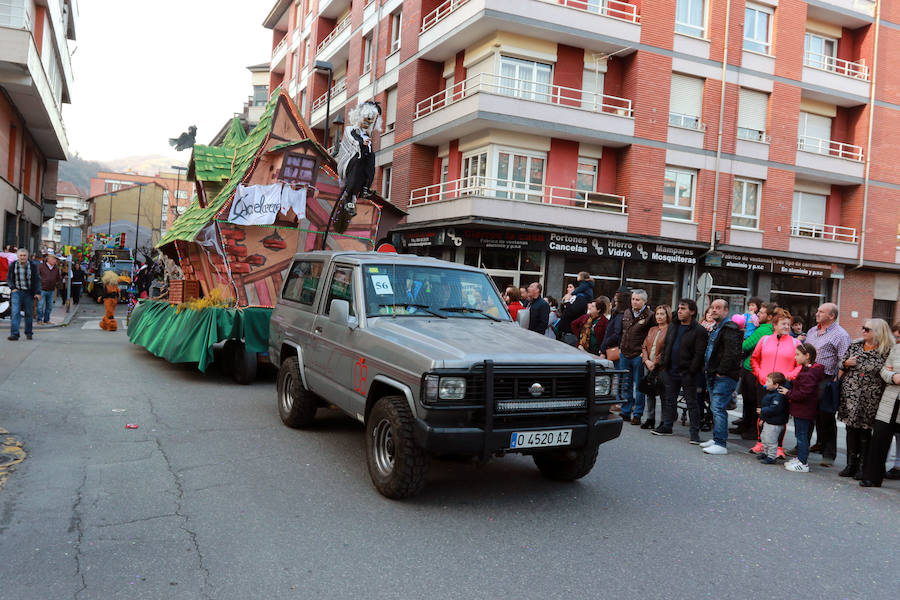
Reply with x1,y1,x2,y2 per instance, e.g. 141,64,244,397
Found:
805,322,851,377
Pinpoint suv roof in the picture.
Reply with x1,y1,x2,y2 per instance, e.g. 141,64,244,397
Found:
292,251,482,271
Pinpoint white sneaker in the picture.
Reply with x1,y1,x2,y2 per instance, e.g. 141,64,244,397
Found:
784,461,809,473
785,457,800,467
700,439,717,448
703,444,728,455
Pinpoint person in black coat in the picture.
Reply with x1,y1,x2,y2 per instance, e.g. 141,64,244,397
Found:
654,298,708,440
557,294,587,342
702,299,744,453
525,282,549,335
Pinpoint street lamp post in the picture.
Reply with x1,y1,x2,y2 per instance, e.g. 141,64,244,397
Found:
134,183,144,260
170,165,187,221
314,60,334,150
331,113,345,155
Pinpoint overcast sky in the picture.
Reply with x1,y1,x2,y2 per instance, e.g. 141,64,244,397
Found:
63,0,273,164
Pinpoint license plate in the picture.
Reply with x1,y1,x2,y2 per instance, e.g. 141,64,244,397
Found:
509,429,572,449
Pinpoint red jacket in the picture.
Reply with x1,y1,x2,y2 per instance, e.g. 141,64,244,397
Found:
786,363,826,420
750,333,801,386
507,301,523,321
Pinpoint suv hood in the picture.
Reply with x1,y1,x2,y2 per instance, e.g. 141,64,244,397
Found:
367,317,611,369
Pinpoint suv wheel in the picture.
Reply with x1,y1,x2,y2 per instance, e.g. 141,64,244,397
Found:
277,357,317,428
365,395,428,499
533,443,600,481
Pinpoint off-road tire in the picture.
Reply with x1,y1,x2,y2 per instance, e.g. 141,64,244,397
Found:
277,357,317,428
533,442,600,481
227,340,258,385
365,395,429,499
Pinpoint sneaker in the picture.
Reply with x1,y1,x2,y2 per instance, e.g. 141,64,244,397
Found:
760,457,777,465
651,426,673,436
785,457,800,467
700,439,717,448
756,453,767,460
25,334,32,340
7,335,18,341
640,420,655,430
748,442,764,454
785,461,809,473
776,447,786,460
885,467,900,480
703,444,728,455
689,438,701,445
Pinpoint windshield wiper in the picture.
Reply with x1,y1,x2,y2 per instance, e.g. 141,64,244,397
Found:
439,306,502,322
375,303,447,318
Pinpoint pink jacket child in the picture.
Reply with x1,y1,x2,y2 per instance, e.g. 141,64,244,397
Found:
750,333,802,386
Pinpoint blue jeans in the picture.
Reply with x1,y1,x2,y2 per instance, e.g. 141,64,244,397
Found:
10,290,34,338
618,355,645,417
793,417,812,465
707,374,738,447
39,289,54,322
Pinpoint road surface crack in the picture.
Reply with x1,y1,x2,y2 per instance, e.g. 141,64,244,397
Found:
71,467,87,600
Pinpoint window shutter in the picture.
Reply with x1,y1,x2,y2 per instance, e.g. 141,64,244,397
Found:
799,112,832,140
738,89,768,132
385,87,398,126
669,73,704,117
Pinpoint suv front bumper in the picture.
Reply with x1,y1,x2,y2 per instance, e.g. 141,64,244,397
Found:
412,415,623,456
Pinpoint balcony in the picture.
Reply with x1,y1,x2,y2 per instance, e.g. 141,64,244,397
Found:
801,51,870,103
789,220,859,259
795,136,864,182
310,78,348,127
316,16,351,62
271,33,288,71
808,0,875,20
417,0,640,62
318,0,351,19
413,73,634,146
408,177,628,232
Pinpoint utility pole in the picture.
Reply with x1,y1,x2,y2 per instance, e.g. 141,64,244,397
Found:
134,184,143,259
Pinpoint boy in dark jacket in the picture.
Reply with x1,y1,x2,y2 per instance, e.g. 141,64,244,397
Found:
757,372,790,464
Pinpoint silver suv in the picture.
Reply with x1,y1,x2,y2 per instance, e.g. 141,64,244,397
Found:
268,251,623,498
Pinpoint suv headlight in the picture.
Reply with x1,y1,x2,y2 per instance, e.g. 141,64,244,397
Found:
594,375,612,396
424,375,467,402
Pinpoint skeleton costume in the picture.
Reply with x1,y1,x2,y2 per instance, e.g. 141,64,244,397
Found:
335,101,382,220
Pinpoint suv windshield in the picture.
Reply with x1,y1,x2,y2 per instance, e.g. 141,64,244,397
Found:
363,264,509,320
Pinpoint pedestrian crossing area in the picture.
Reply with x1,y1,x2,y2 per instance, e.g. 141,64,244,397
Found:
81,318,123,330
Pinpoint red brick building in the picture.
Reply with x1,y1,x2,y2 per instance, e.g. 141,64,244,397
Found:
264,0,900,330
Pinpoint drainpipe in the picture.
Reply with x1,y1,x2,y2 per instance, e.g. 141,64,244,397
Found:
709,0,732,253
853,0,880,271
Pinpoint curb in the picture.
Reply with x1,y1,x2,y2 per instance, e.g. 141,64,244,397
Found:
34,302,80,329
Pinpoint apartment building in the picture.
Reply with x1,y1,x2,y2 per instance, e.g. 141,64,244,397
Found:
90,171,195,237
0,0,77,253
264,0,900,330
42,179,85,247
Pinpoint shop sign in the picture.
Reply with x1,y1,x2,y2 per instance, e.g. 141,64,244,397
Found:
548,233,697,264
718,252,771,272
453,228,546,250
772,258,830,278
399,230,445,248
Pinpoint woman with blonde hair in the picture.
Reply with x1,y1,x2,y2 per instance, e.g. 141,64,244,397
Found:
837,318,892,479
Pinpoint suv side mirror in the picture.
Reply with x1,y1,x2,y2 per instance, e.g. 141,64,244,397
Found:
329,299,355,328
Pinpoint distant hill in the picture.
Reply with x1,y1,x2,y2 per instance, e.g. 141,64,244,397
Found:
58,153,108,192
59,154,190,195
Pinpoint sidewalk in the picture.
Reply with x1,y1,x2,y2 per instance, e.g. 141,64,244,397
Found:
6,299,81,329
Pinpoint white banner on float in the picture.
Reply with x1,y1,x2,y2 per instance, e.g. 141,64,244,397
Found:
227,183,284,225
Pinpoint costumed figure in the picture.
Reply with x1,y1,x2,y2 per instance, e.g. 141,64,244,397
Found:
333,100,381,233
98,270,119,331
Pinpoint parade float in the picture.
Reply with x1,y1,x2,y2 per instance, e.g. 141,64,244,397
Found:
127,88,404,383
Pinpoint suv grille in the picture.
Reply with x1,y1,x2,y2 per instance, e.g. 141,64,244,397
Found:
465,370,589,414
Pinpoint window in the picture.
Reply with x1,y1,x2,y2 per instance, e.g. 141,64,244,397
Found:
324,265,355,316
737,88,768,142
872,299,896,323
300,90,307,115
743,3,772,54
663,167,696,221
252,85,268,106
797,111,833,153
732,178,761,229
804,32,837,71
444,73,455,102
362,34,373,73
176,190,189,200
461,151,487,192
496,149,545,202
576,158,598,201
439,157,449,198
390,11,402,53
384,87,398,132
675,0,706,38
791,191,827,235
381,165,392,200
282,260,324,305
669,73,704,130
498,56,552,102
581,69,604,110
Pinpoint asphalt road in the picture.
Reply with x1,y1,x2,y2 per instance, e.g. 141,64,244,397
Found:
0,302,897,600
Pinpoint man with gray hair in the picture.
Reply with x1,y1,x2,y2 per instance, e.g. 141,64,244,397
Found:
800,302,851,466
618,288,654,425
700,298,743,454
6,248,40,340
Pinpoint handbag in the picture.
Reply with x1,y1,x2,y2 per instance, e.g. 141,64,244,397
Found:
606,346,621,362
638,371,659,395
516,306,530,329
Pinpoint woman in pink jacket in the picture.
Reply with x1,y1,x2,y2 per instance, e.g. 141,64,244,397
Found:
749,310,801,457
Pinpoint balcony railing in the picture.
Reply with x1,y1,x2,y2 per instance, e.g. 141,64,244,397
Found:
737,127,771,143
797,136,863,162
415,72,633,120
537,0,640,23
316,16,351,54
803,51,869,81
409,176,628,214
272,33,288,59
790,220,858,243
421,0,471,33
312,78,347,112
668,112,707,132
